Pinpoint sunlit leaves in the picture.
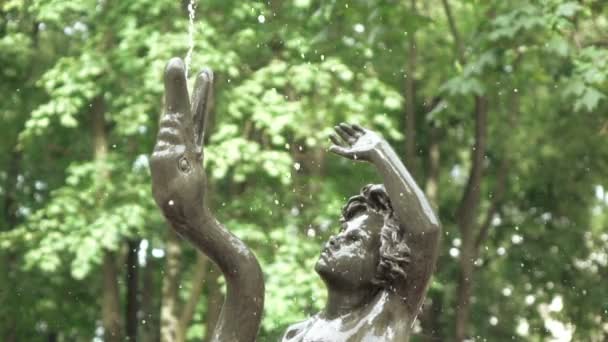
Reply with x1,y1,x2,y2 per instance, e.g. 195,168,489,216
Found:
224,58,402,151
0,33,33,75
29,0,94,25
563,47,608,112
554,2,583,18
3,156,156,280
20,53,108,141
206,138,293,185
489,5,545,41
441,75,485,96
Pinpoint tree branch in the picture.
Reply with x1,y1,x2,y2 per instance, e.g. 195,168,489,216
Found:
441,0,466,64
441,0,488,239
456,96,487,238
474,89,519,254
474,160,508,253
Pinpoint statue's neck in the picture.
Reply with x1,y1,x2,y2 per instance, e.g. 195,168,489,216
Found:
322,285,379,319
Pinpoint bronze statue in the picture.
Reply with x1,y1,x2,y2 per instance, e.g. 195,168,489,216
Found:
151,58,441,342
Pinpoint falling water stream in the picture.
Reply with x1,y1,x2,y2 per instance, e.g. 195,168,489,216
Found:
184,0,197,77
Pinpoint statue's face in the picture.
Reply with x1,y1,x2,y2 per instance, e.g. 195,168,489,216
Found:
315,210,384,290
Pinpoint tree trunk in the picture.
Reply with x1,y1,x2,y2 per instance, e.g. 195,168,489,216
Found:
177,252,209,342
0,258,17,342
102,252,124,342
47,332,58,342
419,291,444,341
1,149,21,342
420,123,442,341
404,0,418,176
2,150,21,229
140,248,158,342
160,229,182,342
204,264,223,342
454,96,488,341
441,2,492,338
92,96,124,342
429,292,444,341
455,96,487,229
126,240,140,341
455,259,474,340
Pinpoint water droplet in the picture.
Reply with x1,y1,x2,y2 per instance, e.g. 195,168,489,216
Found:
449,248,460,257
525,295,535,305
512,234,523,244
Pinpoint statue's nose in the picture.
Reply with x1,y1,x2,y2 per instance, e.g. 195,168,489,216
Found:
328,236,338,250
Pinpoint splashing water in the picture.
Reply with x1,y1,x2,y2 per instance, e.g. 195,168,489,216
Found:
184,0,197,77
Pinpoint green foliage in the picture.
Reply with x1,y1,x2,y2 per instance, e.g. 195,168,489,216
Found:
4,156,156,280
1,0,607,340
563,47,608,112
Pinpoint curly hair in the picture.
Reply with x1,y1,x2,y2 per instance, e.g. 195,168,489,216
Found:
341,184,411,289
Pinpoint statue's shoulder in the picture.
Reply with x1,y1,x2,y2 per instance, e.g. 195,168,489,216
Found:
358,291,412,339
280,315,317,342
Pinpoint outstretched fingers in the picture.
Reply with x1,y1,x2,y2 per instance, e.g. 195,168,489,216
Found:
191,68,214,150
351,123,366,134
328,123,367,160
338,122,359,137
164,58,191,117
329,133,345,147
154,58,192,152
329,132,354,159
334,125,355,145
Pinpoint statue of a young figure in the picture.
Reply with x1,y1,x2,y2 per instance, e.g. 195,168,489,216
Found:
151,58,441,342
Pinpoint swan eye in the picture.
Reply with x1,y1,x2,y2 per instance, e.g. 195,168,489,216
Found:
178,157,190,172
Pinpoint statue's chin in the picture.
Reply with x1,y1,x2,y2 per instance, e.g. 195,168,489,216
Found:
314,256,328,275
315,257,338,287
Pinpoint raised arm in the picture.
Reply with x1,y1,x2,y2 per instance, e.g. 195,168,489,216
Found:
329,123,441,314
150,58,264,342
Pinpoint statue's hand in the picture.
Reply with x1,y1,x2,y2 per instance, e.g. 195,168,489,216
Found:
329,123,385,162
150,58,214,221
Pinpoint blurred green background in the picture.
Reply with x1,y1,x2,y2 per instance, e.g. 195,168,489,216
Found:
1,0,607,341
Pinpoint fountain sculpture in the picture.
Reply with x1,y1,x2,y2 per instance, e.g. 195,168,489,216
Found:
150,58,441,341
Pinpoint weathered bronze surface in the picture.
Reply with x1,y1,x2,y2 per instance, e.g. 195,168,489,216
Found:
151,58,441,342
282,125,441,341
151,58,264,342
